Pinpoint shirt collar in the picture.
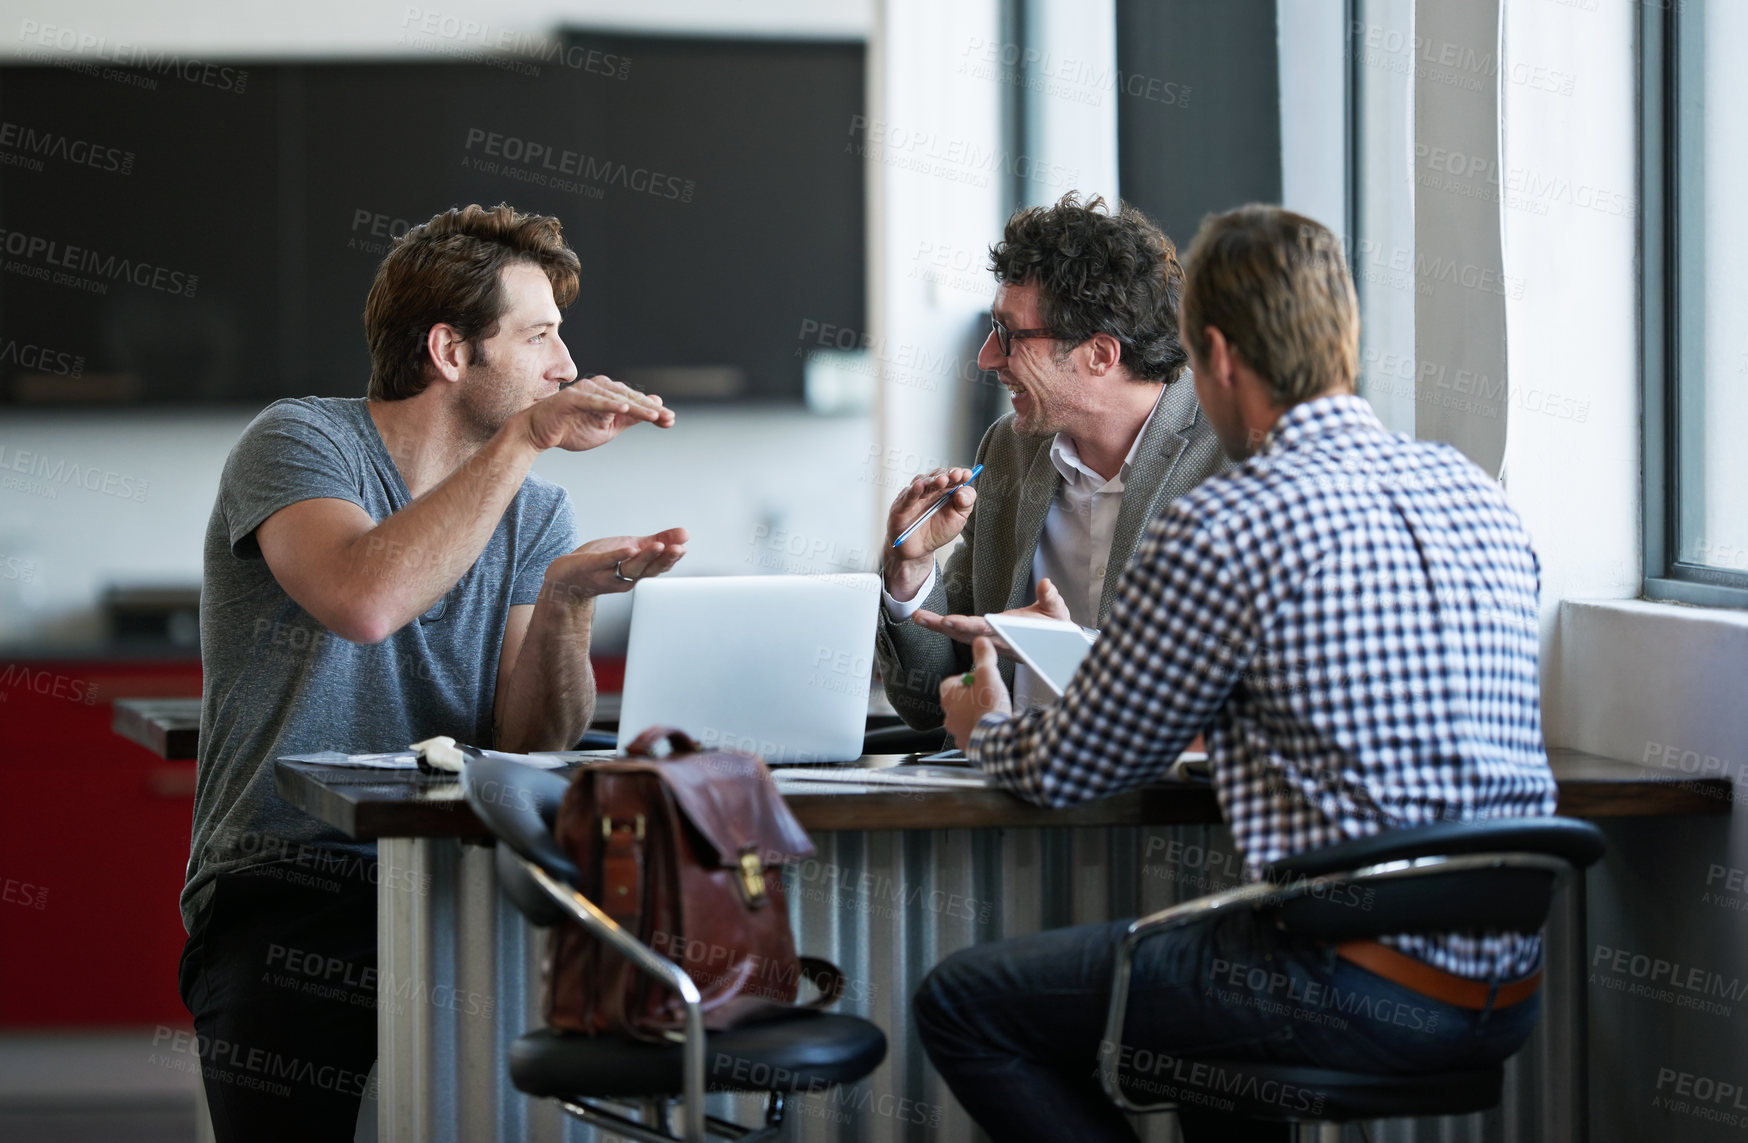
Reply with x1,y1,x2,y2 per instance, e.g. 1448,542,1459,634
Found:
1048,387,1165,487
1261,393,1386,455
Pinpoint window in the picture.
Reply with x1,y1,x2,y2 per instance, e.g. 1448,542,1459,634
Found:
1644,0,1748,606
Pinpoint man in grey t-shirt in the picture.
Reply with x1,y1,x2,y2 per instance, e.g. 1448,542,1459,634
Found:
178,203,686,1143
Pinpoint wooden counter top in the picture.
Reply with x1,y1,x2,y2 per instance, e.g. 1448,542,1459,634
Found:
269,746,1731,840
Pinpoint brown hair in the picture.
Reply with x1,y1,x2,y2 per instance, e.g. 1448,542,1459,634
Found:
989,193,1188,384
1180,205,1358,406
363,203,581,401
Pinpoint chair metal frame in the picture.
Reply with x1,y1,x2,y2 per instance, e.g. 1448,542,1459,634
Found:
519,858,785,1143
1099,850,1575,1128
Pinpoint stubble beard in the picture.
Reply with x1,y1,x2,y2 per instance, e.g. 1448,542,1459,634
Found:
455,353,528,446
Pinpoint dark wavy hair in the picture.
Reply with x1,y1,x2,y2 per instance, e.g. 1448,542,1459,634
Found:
364,203,581,401
989,193,1188,384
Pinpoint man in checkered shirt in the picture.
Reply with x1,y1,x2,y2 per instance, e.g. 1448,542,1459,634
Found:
915,205,1558,1142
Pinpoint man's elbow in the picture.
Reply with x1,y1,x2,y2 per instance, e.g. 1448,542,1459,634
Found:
1025,783,1087,811
327,601,402,645
1007,766,1089,810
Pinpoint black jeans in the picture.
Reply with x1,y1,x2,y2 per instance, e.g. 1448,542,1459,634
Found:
914,911,1542,1142
176,859,378,1143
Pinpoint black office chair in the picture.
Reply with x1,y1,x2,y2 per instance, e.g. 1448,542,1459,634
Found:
463,756,888,1143
1099,817,1606,1140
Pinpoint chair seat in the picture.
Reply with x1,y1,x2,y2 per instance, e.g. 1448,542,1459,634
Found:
509,1011,888,1100
1123,1059,1503,1122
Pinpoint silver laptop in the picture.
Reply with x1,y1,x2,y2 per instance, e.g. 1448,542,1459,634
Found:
616,574,880,764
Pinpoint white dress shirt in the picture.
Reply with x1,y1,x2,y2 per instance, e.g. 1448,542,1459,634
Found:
883,395,1161,711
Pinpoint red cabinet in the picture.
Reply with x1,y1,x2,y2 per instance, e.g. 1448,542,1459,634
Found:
0,658,202,1027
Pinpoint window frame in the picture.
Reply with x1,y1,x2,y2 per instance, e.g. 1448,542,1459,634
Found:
1641,0,1748,608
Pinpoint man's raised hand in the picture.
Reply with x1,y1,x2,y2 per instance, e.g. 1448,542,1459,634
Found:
522,375,675,453
540,527,689,607
882,466,978,602
912,577,1072,656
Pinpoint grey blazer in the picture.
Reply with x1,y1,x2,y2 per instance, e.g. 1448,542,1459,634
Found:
874,377,1228,729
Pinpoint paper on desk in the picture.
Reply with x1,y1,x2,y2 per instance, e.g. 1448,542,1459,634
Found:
279,749,584,771
773,766,990,790
1168,752,1211,782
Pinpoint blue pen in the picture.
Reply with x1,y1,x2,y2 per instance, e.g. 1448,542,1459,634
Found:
891,464,983,548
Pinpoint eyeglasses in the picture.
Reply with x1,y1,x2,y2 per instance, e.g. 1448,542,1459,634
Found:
990,316,1057,356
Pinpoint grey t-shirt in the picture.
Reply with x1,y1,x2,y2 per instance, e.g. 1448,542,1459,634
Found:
182,396,576,931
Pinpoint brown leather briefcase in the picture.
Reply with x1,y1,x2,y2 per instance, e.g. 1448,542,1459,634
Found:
546,726,837,1039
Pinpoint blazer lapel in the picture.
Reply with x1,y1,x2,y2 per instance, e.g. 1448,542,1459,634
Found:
1007,439,1061,611
1099,379,1197,620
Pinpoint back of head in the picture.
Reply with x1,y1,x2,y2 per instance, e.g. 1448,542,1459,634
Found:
363,203,582,401
990,192,1188,385
1180,205,1359,406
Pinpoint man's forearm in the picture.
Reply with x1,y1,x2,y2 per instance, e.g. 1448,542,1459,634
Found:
496,588,596,752
346,423,540,635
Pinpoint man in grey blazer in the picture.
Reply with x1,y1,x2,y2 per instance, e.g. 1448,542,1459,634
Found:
876,194,1225,731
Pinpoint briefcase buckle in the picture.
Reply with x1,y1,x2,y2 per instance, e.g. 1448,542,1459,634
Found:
738,851,767,904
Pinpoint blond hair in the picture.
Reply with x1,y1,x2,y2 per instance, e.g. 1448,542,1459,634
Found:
1180,205,1358,405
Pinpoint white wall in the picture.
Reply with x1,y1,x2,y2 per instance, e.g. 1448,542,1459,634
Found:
1497,0,1641,735
1023,0,1119,209
1276,0,1348,232
1350,0,1418,438
867,0,1005,534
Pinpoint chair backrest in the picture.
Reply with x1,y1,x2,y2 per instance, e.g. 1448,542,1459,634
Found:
1259,816,1606,943
464,757,578,927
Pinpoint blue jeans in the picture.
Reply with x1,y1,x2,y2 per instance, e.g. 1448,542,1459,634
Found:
914,911,1541,1141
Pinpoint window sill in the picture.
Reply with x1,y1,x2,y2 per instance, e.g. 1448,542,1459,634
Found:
1550,598,1748,775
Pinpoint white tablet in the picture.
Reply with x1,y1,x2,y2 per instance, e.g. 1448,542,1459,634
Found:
984,614,1098,699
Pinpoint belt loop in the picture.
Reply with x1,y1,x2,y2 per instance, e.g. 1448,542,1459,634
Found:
1478,977,1501,1027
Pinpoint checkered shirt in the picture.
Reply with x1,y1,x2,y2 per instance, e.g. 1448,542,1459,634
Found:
969,395,1558,979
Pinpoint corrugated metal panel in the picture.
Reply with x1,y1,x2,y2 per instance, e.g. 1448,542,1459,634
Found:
394,827,1578,1142
767,826,1575,1143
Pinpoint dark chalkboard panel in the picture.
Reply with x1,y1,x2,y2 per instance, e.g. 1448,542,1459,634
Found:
0,34,865,406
